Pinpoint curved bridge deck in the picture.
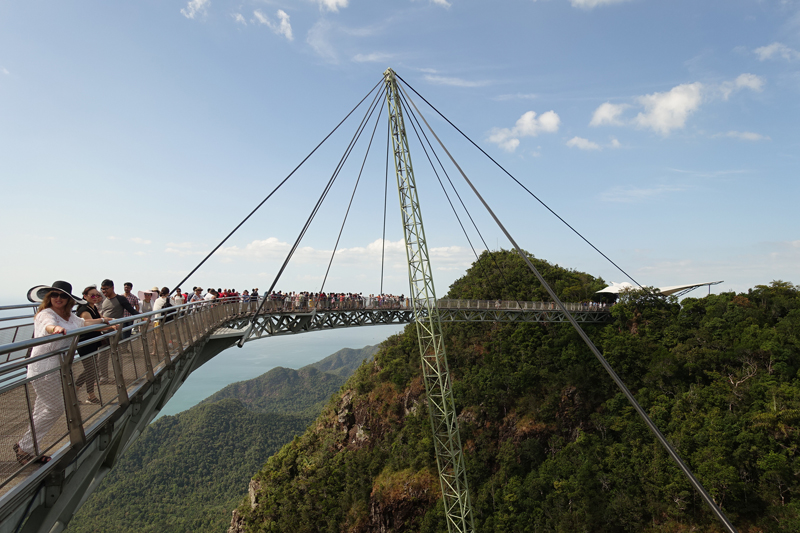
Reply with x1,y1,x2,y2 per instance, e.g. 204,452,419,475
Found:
0,297,609,533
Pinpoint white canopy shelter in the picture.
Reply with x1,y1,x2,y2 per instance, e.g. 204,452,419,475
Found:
598,281,724,298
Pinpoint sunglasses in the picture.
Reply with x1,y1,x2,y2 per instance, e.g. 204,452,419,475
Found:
50,292,69,300
89,293,102,299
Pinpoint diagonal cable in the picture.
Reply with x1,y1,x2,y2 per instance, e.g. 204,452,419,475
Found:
399,89,524,307
171,77,385,296
237,86,386,345
398,80,739,533
319,95,386,295
395,73,643,289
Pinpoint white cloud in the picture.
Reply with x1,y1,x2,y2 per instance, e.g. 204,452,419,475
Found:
570,0,633,8
719,73,764,100
423,74,490,87
1,68,9,75
214,238,477,274
754,42,800,61
107,236,118,241
166,241,200,249
610,137,621,148
233,13,246,25
634,82,703,135
566,136,601,150
181,0,209,20
165,247,207,257
131,237,152,245
253,9,293,40
600,184,685,203
430,0,452,7
307,20,338,62
590,102,628,126
592,75,763,135
352,52,393,63
493,93,537,101
317,0,348,12
721,131,771,141
488,110,561,152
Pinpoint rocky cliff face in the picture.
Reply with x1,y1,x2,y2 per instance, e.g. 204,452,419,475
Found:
229,338,440,533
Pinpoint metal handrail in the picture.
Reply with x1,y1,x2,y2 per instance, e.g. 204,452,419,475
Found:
0,294,612,495
0,296,250,492
0,297,611,360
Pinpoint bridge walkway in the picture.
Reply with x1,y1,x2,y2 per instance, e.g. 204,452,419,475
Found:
0,297,609,533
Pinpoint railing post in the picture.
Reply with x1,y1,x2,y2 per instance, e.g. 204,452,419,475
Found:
158,323,173,367
109,327,130,407
186,305,198,340
171,311,184,350
60,335,86,449
139,324,155,382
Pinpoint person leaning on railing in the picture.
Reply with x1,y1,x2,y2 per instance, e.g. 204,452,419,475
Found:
74,285,114,404
14,281,110,466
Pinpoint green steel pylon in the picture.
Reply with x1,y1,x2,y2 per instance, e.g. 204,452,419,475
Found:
383,68,475,533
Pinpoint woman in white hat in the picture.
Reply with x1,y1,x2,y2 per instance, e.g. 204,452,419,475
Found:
14,281,110,465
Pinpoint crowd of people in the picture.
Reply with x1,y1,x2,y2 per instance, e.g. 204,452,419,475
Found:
14,274,611,467
14,278,411,467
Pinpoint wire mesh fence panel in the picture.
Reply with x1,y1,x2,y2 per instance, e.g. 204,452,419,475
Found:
0,384,34,483
91,346,119,405
161,322,180,360
115,339,140,388
20,369,70,460
127,335,149,383
0,325,33,363
72,351,105,423
140,325,162,371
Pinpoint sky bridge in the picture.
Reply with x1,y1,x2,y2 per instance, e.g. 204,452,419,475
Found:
0,68,739,533
0,296,610,533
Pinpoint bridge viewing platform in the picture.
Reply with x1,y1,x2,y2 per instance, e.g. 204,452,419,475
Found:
0,297,610,533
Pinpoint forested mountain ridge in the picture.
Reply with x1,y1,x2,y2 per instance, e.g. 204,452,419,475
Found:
231,251,800,533
67,345,379,533
202,346,380,418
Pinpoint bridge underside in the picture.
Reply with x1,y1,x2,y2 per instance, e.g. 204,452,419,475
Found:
211,305,608,340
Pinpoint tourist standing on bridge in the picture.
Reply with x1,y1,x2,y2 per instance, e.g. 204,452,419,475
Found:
75,286,111,405
99,280,139,338
15,281,110,465
173,288,186,306
189,287,204,303
153,287,174,320
121,282,140,339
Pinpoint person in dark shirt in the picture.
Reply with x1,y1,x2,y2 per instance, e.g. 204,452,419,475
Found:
99,279,139,383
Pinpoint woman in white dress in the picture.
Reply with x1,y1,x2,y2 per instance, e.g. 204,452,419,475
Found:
15,281,109,465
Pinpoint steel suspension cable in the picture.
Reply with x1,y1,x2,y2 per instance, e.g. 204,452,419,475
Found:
395,74,643,289
170,77,385,296
237,86,386,346
319,96,386,295
398,90,525,309
398,82,739,533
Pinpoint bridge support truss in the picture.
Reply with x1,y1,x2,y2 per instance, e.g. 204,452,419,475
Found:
384,68,475,533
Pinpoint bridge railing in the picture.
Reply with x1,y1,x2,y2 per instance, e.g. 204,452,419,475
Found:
0,295,610,493
0,297,250,492
432,299,610,312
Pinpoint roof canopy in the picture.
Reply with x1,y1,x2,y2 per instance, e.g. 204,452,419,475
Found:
598,281,724,297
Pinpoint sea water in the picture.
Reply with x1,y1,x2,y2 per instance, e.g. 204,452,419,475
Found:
156,324,407,418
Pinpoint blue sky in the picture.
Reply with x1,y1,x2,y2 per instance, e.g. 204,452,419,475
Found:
1,0,798,303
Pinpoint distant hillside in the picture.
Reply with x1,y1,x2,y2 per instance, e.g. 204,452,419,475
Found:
203,345,380,418
67,345,380,533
